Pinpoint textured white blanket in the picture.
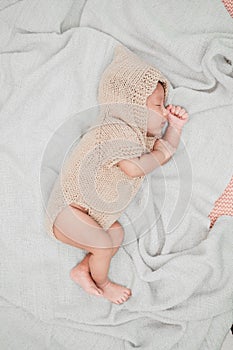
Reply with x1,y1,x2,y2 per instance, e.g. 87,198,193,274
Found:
1,0,233,349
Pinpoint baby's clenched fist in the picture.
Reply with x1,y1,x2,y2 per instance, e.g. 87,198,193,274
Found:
166,104,189,130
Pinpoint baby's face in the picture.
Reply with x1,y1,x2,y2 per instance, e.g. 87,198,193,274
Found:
146,82,169,136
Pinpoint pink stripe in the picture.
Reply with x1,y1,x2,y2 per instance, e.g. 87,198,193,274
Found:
222,0,233,17
208,176,233,229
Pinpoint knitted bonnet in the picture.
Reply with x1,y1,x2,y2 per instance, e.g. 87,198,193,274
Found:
97,44,170,142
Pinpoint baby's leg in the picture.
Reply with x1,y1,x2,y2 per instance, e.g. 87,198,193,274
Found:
53,206,131,304
54,220,124,258
72,221,125,272
54,219,103,296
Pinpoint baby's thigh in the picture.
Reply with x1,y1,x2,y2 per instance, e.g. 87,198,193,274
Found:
53,205,113,251
106,221,125,247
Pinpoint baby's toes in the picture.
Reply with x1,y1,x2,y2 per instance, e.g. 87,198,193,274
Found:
124,289,132,297
117,291,131,304
123,292,130,300
118,295,128,304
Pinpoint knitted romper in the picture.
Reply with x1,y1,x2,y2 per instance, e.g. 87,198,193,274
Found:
44,44,173,240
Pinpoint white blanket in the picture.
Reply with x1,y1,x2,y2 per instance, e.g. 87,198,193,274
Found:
1,0,233,349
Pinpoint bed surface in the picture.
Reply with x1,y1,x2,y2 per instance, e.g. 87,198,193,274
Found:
1,1,233,349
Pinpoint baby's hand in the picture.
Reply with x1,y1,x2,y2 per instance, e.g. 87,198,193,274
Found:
166,104,189,130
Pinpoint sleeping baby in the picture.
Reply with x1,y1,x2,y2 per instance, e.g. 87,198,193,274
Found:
44,44,189,305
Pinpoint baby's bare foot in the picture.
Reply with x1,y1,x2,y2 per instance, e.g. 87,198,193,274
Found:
97,279,132,304
70,263,103,297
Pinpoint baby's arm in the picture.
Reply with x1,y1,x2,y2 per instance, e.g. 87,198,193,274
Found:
118,105,189,178
117,148,168,178
162,104,189,152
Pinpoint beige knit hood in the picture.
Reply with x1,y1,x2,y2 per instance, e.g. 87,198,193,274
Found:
97,44,170,144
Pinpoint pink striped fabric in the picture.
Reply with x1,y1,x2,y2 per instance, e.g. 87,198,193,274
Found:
208,176,233,229
208,2,232,229
222,0,233,17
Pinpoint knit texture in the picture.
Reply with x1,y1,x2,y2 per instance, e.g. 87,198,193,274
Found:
44,44,172,237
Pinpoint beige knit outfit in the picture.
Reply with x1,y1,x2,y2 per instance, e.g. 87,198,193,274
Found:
44,44,174,239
